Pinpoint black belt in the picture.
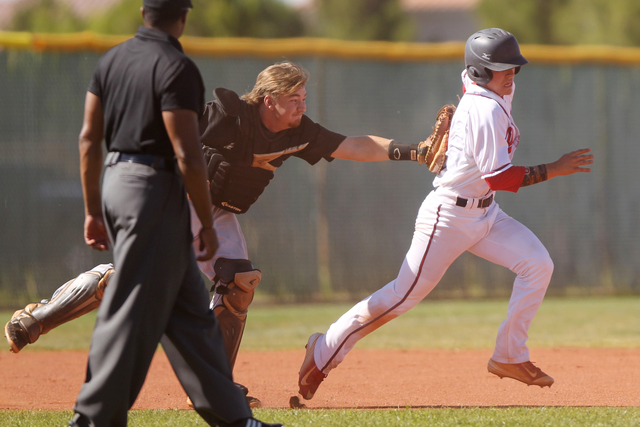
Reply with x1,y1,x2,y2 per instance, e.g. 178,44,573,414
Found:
106,152,176,172
456,194,494,208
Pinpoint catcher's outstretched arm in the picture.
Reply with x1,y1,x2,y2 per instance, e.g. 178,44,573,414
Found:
331,135,393,162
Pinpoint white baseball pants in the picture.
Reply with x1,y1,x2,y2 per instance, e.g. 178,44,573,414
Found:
315,188,553,373
189,204,249,310
190,204,249,280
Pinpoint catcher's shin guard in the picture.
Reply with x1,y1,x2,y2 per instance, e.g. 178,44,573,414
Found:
211,258,261,369
4,264,113,353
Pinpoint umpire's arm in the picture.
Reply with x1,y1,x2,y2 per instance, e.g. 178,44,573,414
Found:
79,91,109,251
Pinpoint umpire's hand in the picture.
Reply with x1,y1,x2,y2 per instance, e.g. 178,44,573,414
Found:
196,226,219,261
84,213,110,251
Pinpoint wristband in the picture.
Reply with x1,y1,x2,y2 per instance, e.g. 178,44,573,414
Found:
388,140,419,161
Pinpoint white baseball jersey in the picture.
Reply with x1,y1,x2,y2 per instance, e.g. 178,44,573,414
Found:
313,69,553,380
433,70,520,198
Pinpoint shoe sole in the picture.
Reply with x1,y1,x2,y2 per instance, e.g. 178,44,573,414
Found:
487,359,553,388
301,333,322,374
298,333,323,400
4,322,20,354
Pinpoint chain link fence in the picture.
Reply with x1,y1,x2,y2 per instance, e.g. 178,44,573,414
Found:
1,43,639,307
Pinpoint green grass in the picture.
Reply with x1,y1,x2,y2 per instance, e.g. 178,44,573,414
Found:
243,296,640,351
2,296,640,426
3,408,640,427
5,295,637,351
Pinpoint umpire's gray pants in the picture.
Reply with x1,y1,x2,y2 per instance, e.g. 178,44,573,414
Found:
73,162,252,427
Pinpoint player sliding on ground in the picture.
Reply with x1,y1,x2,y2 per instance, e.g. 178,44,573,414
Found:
296,28,594,401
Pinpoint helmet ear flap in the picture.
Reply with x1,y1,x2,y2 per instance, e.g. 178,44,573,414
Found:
466,66,492,85
485,68,493,82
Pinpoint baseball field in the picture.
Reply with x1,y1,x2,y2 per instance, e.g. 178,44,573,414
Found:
2,296,640,426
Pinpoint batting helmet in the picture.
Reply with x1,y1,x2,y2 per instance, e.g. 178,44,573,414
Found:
465,28,528,85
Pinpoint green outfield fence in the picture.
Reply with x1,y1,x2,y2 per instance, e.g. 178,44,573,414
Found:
1,32,640,306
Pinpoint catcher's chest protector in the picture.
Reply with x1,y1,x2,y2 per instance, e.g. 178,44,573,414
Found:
210,88,307,169
202,88,312,213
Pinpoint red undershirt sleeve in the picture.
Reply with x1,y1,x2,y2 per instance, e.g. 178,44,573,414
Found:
484,166,526,192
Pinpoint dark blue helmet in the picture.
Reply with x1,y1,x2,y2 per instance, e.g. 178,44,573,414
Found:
465,28,528,85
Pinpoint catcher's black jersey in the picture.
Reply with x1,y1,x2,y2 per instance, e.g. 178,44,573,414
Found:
199,88,346,170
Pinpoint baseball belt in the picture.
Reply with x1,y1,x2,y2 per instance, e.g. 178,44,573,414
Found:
105,152,176,172
456,194,494,209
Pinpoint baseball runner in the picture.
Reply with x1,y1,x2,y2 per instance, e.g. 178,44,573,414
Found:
5,60,433,407
296,28,594,401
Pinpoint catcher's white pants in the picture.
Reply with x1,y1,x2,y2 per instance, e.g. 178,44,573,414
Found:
315,188,553,373
190,204,248,310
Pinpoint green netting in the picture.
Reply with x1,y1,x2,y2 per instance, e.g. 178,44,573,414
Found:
1,50,639,306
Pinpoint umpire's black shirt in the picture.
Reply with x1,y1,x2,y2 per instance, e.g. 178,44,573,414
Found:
88,26,204,157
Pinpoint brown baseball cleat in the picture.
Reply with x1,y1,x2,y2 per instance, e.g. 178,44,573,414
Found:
5,306,44,354
246,396,262,408
5,317,29,353
235,382,262,408
298,333,327,400
487,358,554,387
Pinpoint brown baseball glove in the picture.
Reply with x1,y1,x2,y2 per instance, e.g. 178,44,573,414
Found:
417,104,456,174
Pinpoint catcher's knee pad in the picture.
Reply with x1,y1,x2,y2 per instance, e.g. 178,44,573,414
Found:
211,258,261,368
213,257,261,313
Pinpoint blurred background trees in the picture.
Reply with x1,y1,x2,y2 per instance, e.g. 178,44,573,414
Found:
310,0,414,41
10,0,85,33
478,0,640,46
6,0,411,40
4,0,640,45
8,0,307,38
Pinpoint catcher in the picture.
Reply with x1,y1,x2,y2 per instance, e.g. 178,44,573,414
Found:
5,60,448,407
296,28,594,402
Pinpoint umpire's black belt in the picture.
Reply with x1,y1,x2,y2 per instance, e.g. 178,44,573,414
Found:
456,194,494,209
105,152,176,172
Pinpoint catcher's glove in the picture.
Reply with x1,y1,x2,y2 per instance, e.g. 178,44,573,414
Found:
202,145,273,214
418,104,456,174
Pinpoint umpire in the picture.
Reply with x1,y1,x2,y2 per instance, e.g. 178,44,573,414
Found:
71,1,281,426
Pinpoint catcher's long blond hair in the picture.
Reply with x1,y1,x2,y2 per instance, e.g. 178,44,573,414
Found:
241,61,310,106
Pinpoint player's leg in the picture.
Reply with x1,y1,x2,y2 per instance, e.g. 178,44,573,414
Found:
209,258,261,368
468,209,554,386
190,204,262,407
300,193,481,399
4,264,113,353
191,206,254,365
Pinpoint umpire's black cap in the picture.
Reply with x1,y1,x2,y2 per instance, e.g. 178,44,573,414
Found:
143,0,193,12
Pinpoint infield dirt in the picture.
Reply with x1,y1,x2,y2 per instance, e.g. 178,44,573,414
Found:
2,348,639,409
